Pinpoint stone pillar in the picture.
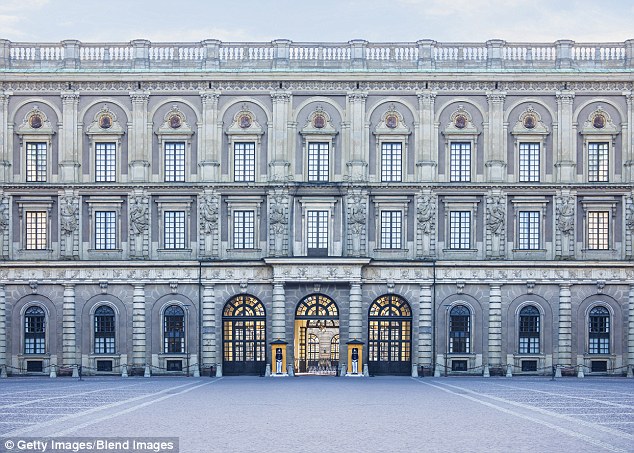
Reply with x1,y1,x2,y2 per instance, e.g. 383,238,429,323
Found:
346,188,367,257
555,190,576,259
271,282,286,341
624,92,634,183
485,191,506,259
62,284,77,369
416,189,436,259
557,284,573,373
555,40,574,69
416,90,437,182
132,284,147,369
129,190,150,259
418,284,433,373
269,91,292,182
488,284,502,370
201,39,221,69
129,92,150,182
349,283,363,340
0,92,10,182
485,91,507,182
349,40,368,69
201,283,216,373
199,91,221,182
0,284,6,376
59,92,80,183
555,91,576,183
486,39,505,69
268,188,289,257
346,91,368,181
198,190,220,259
628,284,634,377
59,189,79,259
0,193,8,259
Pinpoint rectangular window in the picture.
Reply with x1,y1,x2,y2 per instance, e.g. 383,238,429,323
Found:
307,210,328,256
25,211,47,250
234,142,255,182
95,142,116,182
519,142,540,182
588,142,609,182
449,211,471,249
380,211,402,249
450,142,471,182
165,142,185,182
518,211,540,250
26,142,47,182
588,211,609,250
233,210,255,249
164,211,186,249
308,142,329,182
95,211,117,250
381,142,402,182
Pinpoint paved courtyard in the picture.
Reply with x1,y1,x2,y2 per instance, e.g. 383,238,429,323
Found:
0,376,632,452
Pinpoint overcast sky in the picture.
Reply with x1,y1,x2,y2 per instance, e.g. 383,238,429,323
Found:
1,0,632,43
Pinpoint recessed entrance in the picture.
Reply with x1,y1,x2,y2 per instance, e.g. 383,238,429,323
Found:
222,295,267,376
294,294,339,375
368,294,412,376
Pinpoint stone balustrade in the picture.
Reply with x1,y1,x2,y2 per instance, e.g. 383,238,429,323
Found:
0,38,632,71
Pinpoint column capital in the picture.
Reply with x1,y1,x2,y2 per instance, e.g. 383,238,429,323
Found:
270,90,292,103
416,90,437,103
200,90,221,105
556,90,575,102
347,91,368,102
129,91,150,103
485,91,507,103
60,91,80,103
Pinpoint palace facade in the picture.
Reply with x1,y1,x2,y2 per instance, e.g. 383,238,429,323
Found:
0,38,633,377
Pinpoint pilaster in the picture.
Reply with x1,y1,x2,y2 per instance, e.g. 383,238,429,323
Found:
346,91,368,182
268,188,289,257
488,284,503,368
558,283,572,368
415,188,436,259
271,282,286,341
132,284,147,369
485,91,507,182
0,284,6,374
199,91,221,182
201,283,216,371
348,282,363,340
62,284,77,369
418,284,433,370
0,92,10,182
59,91,80,183
129,91,151,182
416,90,437,182
198,189,220,259
628,284,634,375
555,189,576,259
269,91,292,182
555,91,576,182
624,92,634,183
0,193,8,259
58,189,79,259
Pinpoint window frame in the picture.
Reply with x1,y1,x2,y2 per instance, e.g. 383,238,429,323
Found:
86,197,124,254
511,197,549,254
25,142,48,183
16,108,55,184
225,197,263,255
24,305,47,355
163,304,186,354
94,305,116,355
580,198,617,253
155,197,193,253
587,305,611,355
94,142,117,183
442,197,480,253
518,305,541,354
373,196,410,254
17,198,54,254
226,110,264,183
299,197,338,257
448,305,471,354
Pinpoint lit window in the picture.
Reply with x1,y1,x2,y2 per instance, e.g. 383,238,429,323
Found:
450,142,471,182
587,211,609,250
449,211,470,249
234,142,255,182
588,306,610,354
26,142,47,182
308,142,329,182
95,142,116,182
588,142,609,182
24,306,46,354
307,210,328,256
25,211,47,250
94,306,115,354
95,211,116,250
380,211,402,249
518,306,540,354
519,142,540,182
233,210,255,249
381,143,402,182
164,211,186,249
164,305,185,353
165,142,185,182
449,305,470,353
518,211,540,250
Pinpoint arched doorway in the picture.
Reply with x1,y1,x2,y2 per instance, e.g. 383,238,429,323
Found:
294,294,339,375
368,294,412,375
222,295,266,376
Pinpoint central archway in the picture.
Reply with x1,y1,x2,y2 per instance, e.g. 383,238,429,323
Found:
294,294,339,375
222,295,266,376
368,294,412,375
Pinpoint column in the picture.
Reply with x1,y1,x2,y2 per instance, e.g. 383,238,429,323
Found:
628,284,634,377
129,92,150,182
0,92,10,182
418,284,433,373
557,283,572,376
269,91,292,182
201,283,216,374
346,92,368,181
349,283,363,340
488,284,503,373
199,91,221,182
624,92,633,183
555,91,576,182
59,92,80,183
132,284,147,372
271,282,286,341
0,284,6,377
62,284,77,376
416,90,437,182
485,91,507,182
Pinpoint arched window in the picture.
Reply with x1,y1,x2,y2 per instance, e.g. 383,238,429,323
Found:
307,334,320,368
223,295,266,375
518,305,540,354
449,305,470,353
330,334,340,364
94,305,115,354
164,305,185,353
589,306,610,354
24,306,45,354
368,295,412,375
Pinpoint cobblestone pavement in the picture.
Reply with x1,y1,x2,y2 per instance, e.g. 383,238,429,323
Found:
0,376,632,452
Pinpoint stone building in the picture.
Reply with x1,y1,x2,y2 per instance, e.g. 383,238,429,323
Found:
0,38,633,378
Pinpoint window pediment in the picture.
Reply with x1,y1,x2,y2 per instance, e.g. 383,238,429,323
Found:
442,105,479,137
511,106,549,137
157,105,194,137
86,105,125,137
580,106,618,137
373,106,410,137
300,106,337,137
16,107,55,136
227,106,264,137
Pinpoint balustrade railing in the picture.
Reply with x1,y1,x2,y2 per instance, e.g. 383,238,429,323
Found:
0,39,632,70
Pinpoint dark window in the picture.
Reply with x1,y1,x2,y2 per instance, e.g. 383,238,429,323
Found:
381,142,402,182
450,142,471,182
166,360,183,371
521,360,537,372
26,361,43,372
591,361,608,372
449,305,470,353
94,305,116,354
368,295,412,375
24,306,45,354
307,334,319,369
233,210,255,249
380,211,402,249
307,210,328,256
95,211,117,250
164,211,186,249
518,211,540,250
96,360,113,372
588,142,609,182
451,360,468,371
589,306,610,354
164,142,185,182
519,142,540,182
518,305,540,354
330,334,340,364
308,142,329,182
95,142,116,182
234,142,255,182
449,211,470,249
164,305,185,353
26,142,47,182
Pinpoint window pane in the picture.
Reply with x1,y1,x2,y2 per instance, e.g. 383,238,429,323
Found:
380,210,401,249
234,142,255,182
518,211,540,250
164,211,186,249
308,142,329,182
233,210,255,249
95,143,116,182
449,306,470,353
165,142,185,182
25,211,47,250
25,307,46,354
519,142,540,182
450,142,471,182
381,142,402,182
588,142,609,182
449,211,470,249
588,211,609,250
307,210,328,255
26,142,47,182
95,211,116,250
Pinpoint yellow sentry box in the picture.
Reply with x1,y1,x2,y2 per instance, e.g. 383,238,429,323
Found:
346,339,364,375
270,339,287,375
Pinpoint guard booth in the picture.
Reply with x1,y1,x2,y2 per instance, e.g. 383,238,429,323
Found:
346,339,364,375
270,339,288,375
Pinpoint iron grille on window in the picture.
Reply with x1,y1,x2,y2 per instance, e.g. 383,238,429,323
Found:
449,211,470,249
518,305,540,354
164,142,185,182
449,305,470,353
587,211,609,250
307,210,328,256
450,142,471,182
518,142,540,182
380,211,402,249
233,210,255,249
94,305,115,354
164,305,185,353
95,142,116,182
234,142,255,182
518,211,540,250
164,211,186,249
26,142,47,182
95,211,116,250
589,306,610,354
24,306,45,354
25,211,47,250
381,142,402,182
308,142,329,182
588,142,609,182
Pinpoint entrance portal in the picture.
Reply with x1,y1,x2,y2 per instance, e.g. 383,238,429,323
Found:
294,294,339,375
